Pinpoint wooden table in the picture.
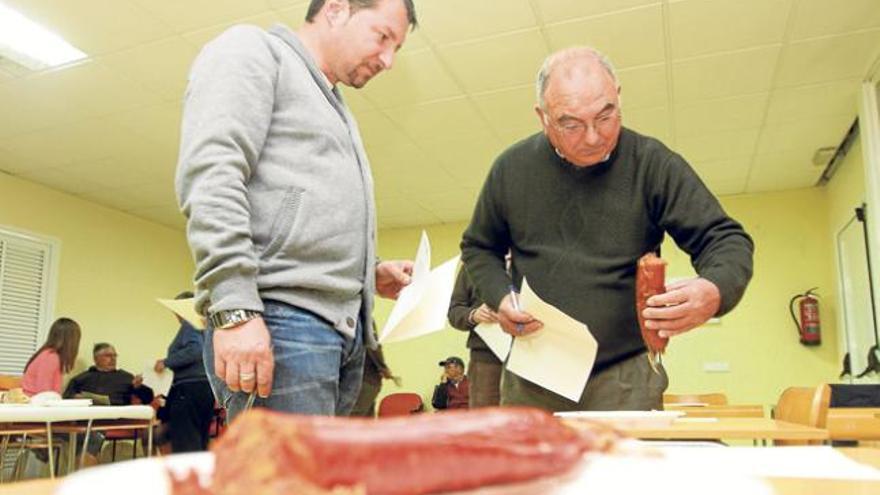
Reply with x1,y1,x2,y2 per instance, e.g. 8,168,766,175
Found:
0,449,877,495
582,417,829,442
665,404,765,418
0,405,154,478
827,408,880,441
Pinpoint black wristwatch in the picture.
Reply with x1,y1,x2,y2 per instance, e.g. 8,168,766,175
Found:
209,309,261,330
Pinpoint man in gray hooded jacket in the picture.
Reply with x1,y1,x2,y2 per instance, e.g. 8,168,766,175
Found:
176,0,418,420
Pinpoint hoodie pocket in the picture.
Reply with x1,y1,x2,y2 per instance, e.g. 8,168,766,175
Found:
264,186,305,257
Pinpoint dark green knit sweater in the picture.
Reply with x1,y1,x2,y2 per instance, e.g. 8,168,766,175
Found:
461,128,754,370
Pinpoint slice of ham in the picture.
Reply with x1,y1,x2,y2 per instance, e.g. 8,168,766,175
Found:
636,252,668,371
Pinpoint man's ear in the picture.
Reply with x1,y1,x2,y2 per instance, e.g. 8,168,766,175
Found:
534,105,547,127
324,0,351,27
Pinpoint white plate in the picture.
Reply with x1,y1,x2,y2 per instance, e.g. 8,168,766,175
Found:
555,410,685,428
55,447,771,495
44,399,93,407
57,453,213,495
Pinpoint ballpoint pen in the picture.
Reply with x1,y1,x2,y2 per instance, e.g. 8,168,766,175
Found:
509,285,524,334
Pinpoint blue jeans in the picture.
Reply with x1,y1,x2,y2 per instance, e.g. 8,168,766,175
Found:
204,301,365,422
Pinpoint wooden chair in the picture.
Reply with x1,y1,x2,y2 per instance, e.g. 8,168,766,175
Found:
377,393,424,417
0,374,22,391
663,392,728,406
774,383,831,446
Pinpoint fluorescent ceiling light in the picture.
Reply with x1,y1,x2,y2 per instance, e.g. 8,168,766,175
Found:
0,3,87,71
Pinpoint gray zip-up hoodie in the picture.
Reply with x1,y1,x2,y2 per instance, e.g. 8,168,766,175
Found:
176,24,377,341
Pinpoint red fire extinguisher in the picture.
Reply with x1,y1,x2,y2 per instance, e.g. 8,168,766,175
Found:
789,288,821,346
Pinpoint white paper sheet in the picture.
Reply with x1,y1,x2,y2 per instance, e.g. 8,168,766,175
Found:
506,278,597,402
475,323,512,361
157,298,204,330
657,446,880,480
380,231,460,344
142,361,173,396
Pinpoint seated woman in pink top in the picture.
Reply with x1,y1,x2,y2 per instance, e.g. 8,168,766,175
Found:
22,317,81,396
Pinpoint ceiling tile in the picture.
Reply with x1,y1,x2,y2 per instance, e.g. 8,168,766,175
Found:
416,0,537,45
273,3,313,32
15,166,105,196
0,146,55,175
414,189,480,224
496,127,544,146
471,85,541,135
693,158,750,196
127,205,187,230
99,37,199,101
676,129,760,164
618,63,668,110
340,88,377,114
533,0,660,24
0,117,159,172
437,29,548,94
1,0,175,55
0,61,163,139
543,5,666,69
267,0,309,11
354,111,411,150
105,103,184,149
130,0,274,33
180,12,285,48
359,49,462,109
668,0,791,59
746,151,823,192
756,113,854,155
422,136,503,187
765,79,861,125
674,93,768,137
775,30,880,88
383,97,489,142
789,0,880,40
624,106,672,143
672,46,780,103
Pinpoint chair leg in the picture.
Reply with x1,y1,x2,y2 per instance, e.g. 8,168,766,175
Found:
12,434,28,482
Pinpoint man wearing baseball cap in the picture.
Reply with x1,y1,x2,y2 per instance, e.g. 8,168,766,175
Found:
431,356,469,410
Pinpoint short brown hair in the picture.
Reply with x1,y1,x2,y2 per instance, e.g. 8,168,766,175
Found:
305,0,418,29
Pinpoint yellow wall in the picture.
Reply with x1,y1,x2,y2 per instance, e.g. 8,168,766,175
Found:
823,135,869,375
0,172,194,378
376,187,848,409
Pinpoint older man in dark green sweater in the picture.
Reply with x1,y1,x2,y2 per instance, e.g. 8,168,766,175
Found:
460,46,754,412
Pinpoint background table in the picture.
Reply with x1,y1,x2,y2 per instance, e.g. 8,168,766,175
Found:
0,405,154,478
665,404,766,418
565,417,828,442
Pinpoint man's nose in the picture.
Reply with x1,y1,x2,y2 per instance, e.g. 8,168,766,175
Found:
379,49,394,71
583,124,601,145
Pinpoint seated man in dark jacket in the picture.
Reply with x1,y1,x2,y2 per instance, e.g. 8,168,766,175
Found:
431,356,470,410
64,342,154,405
63,342,154,464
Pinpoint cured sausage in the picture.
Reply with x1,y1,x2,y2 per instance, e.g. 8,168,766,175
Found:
636,252,667,371
171,407,620,495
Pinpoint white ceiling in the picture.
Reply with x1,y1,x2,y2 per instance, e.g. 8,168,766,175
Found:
0,0,878,230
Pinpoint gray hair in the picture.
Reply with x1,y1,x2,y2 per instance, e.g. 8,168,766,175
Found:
536,47,619,110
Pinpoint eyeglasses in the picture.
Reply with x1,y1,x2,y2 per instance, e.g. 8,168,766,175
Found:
547,109,620,138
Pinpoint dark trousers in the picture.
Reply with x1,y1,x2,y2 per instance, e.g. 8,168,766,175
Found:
350,375,382,417
501,352,668,412
468,348,503,408
167,380,215,453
